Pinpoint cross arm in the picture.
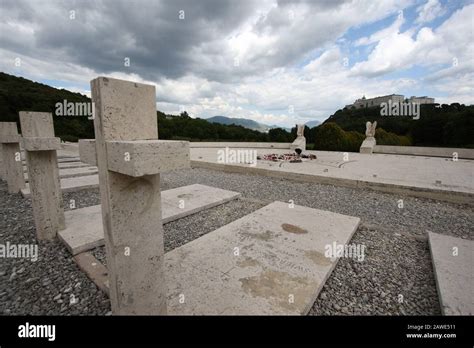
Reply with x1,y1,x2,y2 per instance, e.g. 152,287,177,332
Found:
106,140,190,177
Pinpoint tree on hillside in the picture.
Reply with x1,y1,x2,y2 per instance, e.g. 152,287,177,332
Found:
314,123,349,151
268,128,292,142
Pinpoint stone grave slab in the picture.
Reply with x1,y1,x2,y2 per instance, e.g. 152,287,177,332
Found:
21,174,99,197
165,201,360,315
24,161,91,172
428,232,474,315
58,184,241,255
22,156,80,164
57,156,81,163
24,165,98,181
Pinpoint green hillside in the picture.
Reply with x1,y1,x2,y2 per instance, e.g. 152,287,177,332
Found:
325,104,474,148
0,72,94,141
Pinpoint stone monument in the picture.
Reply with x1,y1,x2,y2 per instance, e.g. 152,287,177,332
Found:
360,121,377,154
0,122,25,193
20,112,65,240
290,124,306,152
91,76,189,315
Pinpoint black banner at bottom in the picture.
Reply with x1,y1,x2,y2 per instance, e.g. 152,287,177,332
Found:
0,315,472,345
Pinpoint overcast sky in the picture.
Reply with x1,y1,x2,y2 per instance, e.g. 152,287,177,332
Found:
1,0,473,127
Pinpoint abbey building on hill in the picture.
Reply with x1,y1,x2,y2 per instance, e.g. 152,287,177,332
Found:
344,94,435,109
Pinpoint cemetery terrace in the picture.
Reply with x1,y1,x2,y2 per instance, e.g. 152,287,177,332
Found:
0,76,472,317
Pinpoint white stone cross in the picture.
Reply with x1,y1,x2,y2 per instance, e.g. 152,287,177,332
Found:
19,112,65,240
91,77,190,314
0,122,25,193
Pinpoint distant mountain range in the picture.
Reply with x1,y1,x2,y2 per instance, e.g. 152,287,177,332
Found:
204,116,320,132
204,116,286,132
305,120,321,128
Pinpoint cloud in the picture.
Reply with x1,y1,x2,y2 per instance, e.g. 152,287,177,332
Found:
355,13,405,46
351,4,474,79
0,0,410,83
1,0,262,82
415,0,446,24
0,0,472,127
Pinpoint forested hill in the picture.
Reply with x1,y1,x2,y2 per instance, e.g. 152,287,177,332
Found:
325,104,474,148
0,72,295,142
0,72,94,140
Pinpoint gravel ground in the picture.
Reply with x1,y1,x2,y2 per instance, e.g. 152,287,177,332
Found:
0,182,110,315
1,167,473,315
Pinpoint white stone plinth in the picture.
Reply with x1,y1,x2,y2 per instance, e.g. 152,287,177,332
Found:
360,137,376,154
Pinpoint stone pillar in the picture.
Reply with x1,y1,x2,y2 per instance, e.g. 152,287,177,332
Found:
0,122,25,193
19,112,65,240
91,77,189,315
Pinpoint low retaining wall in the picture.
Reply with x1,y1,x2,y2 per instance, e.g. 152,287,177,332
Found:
60,142,79,152
373,145,474,159
190,142,291,149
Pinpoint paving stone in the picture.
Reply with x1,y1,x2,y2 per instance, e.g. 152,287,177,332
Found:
22,156,81,164
58,184,240,255
24,166,98,181
21,174,99,197
23,161,90,172
165,201,360,315
428,231,474,315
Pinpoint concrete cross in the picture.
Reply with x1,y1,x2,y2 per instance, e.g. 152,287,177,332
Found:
91,77,189,314
0,122,25,193
19,112,65,240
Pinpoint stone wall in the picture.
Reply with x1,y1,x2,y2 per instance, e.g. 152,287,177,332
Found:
373,145,474,159
190,142,291,149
